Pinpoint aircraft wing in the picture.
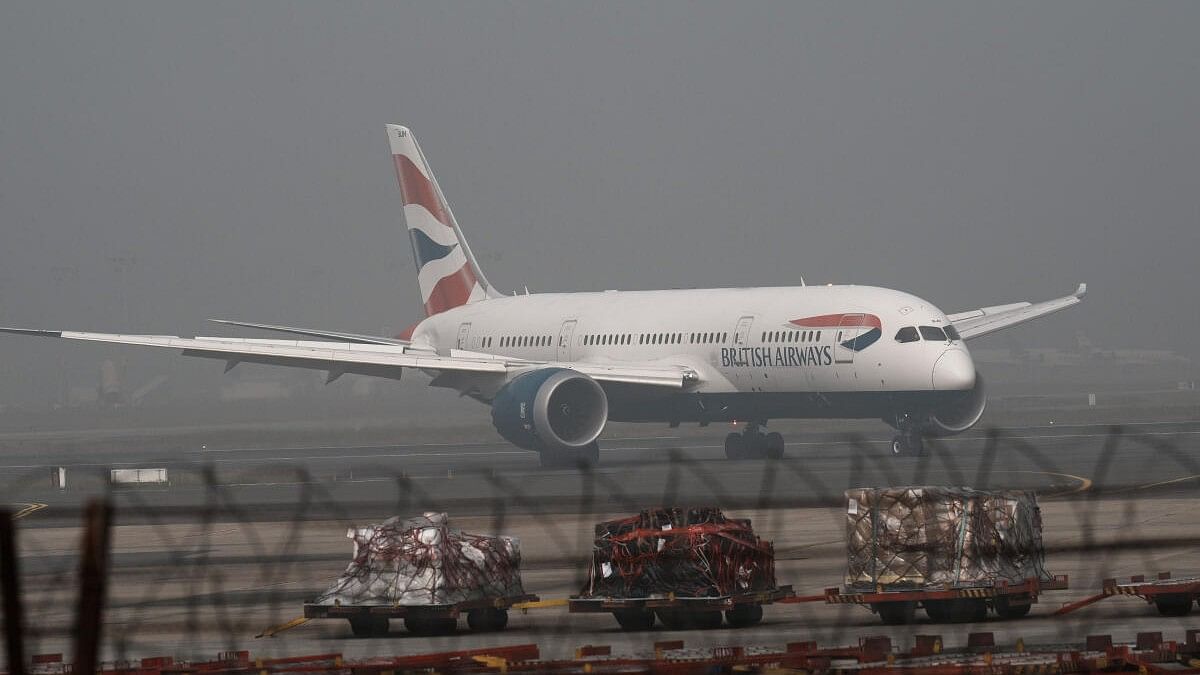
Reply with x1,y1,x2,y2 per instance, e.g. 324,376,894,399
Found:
0,328,695,389
207,319,409,345
947,283,1087,340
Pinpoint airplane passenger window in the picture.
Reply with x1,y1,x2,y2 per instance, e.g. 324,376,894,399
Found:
944,325,961,341
895,327,919,343
919,326,947,341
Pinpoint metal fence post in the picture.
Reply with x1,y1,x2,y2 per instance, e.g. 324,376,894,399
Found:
0,507,25,675
73,500,113,673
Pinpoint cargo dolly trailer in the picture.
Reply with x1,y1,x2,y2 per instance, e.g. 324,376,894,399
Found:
569,585,794,630
304,593,540,637
823,574,1070,624
1056,572,1200,618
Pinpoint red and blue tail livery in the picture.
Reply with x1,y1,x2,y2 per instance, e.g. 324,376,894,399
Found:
389,124,495,317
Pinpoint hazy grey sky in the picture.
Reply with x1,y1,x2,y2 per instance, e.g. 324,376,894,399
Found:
2,2,1198,402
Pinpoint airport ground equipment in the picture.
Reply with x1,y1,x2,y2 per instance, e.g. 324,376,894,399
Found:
841,486,1062,623
302,592,540,637
309,512,528,637
568,585,795,630
23,629,1200,673
819,574,1070,624
573,506,783,630
1056,571,1200,618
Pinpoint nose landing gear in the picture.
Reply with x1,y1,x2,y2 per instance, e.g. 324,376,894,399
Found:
890,416,926,456
724,421,785,460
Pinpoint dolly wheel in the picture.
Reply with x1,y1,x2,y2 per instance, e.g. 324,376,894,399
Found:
657,609,724,630
925,598,986,623
406,615,457,635
725,603,764,627
1155,594,1193,616
873,601,916,625
993,596,1032,619
612,609,656,631
467,607,509,632
692,610,724,629
348,616,388,637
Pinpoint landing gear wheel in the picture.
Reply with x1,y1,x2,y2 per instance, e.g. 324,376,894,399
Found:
725,603,764,627
467,607,509,632
873,601,916,625
1155,594,1193,616
891,432,925,456
538,442,600,469
741,431,766,459
764,432,785,459
579,441,600,467
348,616,388,637
612,609,656,631
993,595,1032,619
724,433,746,460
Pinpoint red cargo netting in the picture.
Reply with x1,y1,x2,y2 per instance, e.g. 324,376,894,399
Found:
581,507,776,598
317,512,524,606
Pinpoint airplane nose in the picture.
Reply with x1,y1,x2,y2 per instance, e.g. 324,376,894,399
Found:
932,348,976,390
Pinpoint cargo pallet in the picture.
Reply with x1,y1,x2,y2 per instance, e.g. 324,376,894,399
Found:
568,585,794,630
814,575,1069,624
302,593,539,637
1056,571,1200,617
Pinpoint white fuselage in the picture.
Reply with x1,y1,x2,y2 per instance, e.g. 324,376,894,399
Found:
412,285,975,424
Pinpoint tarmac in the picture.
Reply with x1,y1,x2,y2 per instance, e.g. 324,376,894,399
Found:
2,415,1199,661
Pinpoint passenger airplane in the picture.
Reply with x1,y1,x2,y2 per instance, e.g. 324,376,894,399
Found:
1,125,1086,467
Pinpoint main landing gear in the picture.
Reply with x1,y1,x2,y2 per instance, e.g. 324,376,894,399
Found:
538,441,600,469
724,422,785,460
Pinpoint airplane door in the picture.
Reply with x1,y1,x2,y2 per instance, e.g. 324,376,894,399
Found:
733,316,754,345
557,320,577,361
456,322,472,350
834,314,864,364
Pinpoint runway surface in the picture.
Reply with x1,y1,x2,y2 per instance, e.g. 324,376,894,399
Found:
2,417,1199,661
3,419,1199,523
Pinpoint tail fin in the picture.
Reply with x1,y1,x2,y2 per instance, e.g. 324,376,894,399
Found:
388,124,498,316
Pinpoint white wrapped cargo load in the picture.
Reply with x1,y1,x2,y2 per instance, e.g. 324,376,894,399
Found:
317,512,525,606
845,486,1050,589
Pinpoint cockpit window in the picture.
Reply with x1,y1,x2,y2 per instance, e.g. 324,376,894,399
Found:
894,326,919,343
919,325,947,341
944,325,961,341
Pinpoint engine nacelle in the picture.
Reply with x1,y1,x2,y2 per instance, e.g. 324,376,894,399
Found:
491,368,609,452
923,374,987,436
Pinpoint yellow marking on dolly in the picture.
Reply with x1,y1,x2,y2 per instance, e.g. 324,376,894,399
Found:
513,598,568,612
255,616,309,638
472,655,508,673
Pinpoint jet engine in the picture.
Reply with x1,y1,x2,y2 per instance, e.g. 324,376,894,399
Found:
491,368,609,452
923,375,986,436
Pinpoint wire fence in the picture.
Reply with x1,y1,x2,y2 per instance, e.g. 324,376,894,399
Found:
2,423,1199,666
